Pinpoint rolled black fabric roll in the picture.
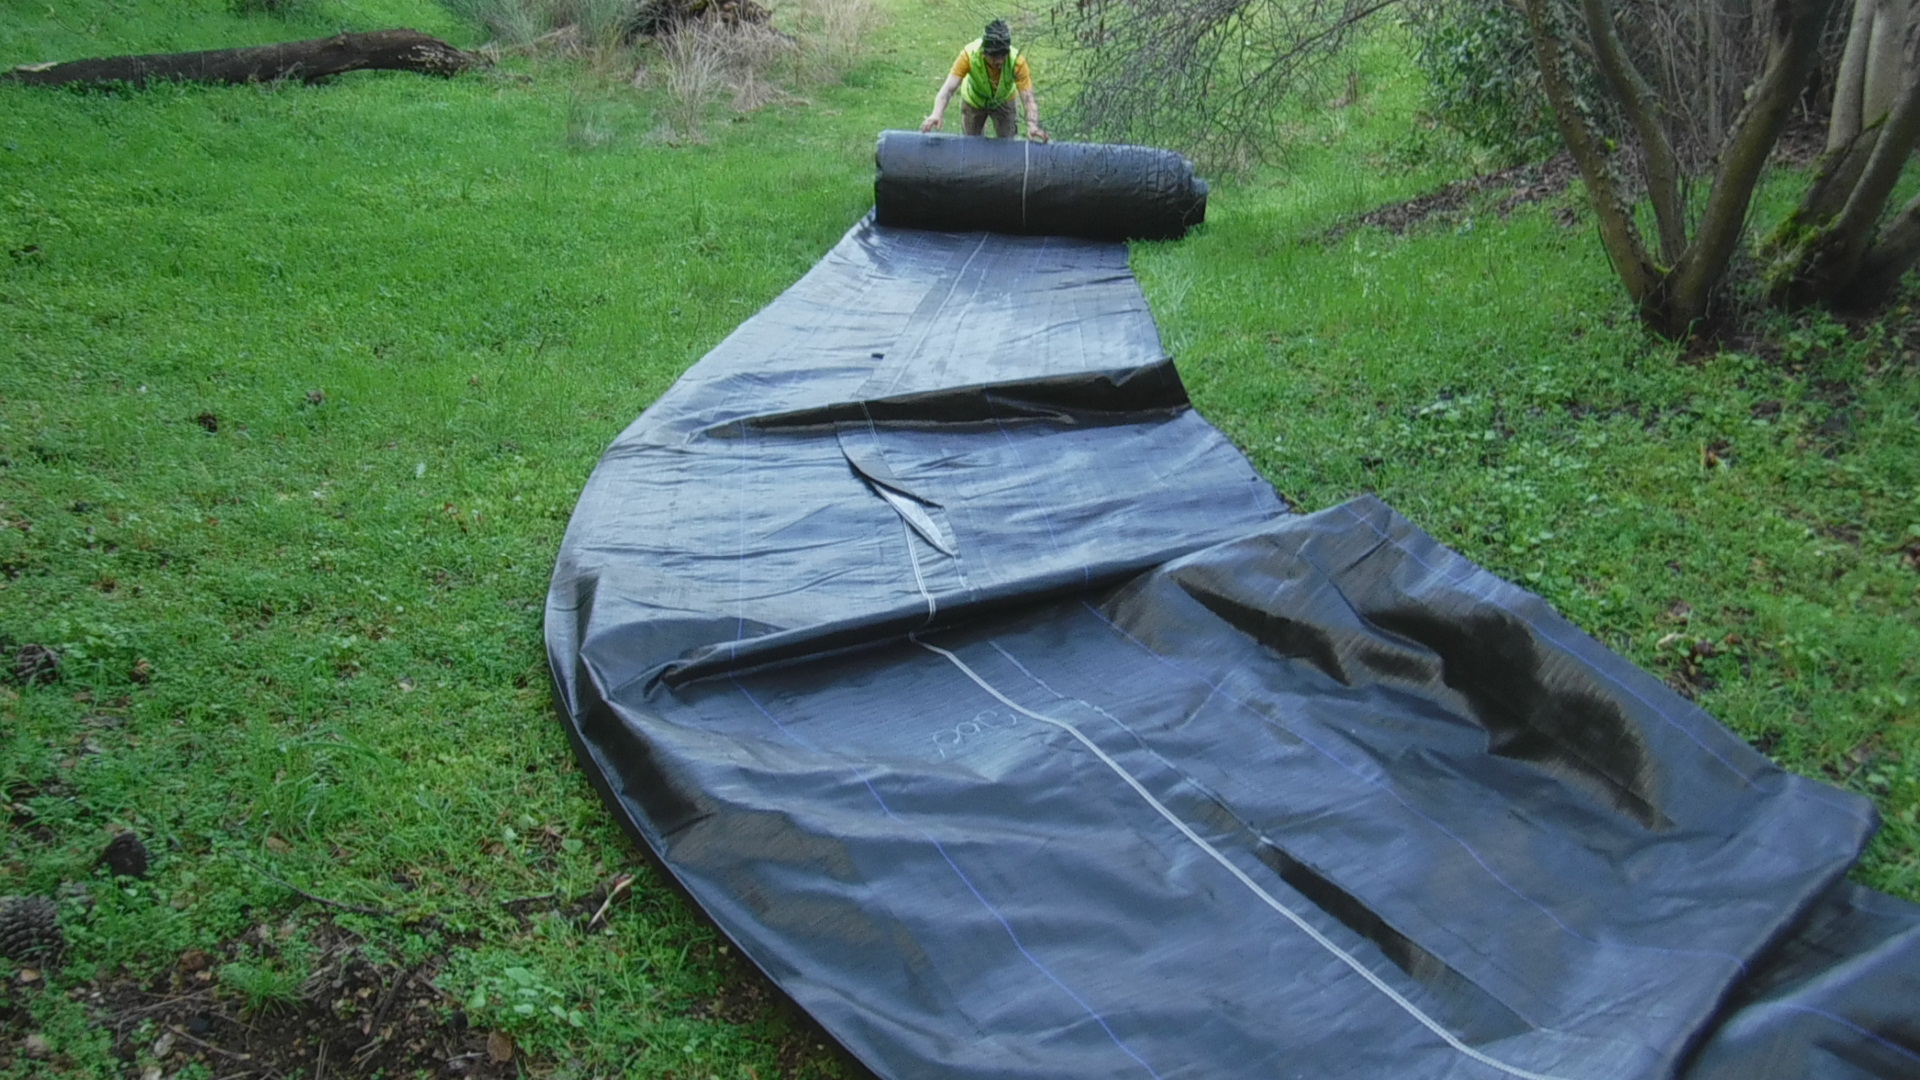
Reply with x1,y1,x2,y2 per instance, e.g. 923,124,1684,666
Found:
873,130,1208,240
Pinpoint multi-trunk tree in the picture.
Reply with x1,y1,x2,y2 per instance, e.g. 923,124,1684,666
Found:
1764,0,1920,310
1523,0,1920,335
1051,0,1920,338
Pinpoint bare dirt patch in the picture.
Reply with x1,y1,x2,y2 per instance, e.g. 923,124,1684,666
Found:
1319,154,1581,242
3,885,873,1080
2,921,516,1080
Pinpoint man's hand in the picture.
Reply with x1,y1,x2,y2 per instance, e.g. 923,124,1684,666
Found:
1027,125,1049,144
920,115,943,133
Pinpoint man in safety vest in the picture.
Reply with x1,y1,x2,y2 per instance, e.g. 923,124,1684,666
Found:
918,19,1049,142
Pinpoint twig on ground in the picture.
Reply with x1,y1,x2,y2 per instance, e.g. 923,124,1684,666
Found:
586,873,635,930
111,987,217,1022
350,964,417,1064
411,970,464,1005
170,1024,256,1063
235,855,395,918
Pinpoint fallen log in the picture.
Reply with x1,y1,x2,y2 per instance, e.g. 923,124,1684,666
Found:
3,29,484,89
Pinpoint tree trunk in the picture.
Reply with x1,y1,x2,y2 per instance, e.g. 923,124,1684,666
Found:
1830,0,1880,148
1770,61,1920,307
1849,193,1920,302
1663,0,1838,331
1862,0,1918,121
1526,0,1838,338
1827,0,1920,147
1521,0,1661,310
2,29,483,89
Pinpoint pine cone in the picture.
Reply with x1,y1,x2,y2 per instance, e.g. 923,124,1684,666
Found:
0,896,63,962
10,643,60,686
102,831,149,878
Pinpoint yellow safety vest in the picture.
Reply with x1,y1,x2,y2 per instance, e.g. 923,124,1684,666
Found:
960,40,1021,110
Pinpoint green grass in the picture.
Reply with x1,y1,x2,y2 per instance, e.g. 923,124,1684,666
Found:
1,0,963,1074
2,1,1917,1076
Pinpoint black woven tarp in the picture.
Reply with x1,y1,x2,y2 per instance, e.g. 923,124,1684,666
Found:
546,135,1920,1079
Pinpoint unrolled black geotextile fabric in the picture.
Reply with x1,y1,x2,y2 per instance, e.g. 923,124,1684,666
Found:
546,135,1920,1079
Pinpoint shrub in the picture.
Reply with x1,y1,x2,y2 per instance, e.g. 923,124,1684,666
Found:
1404,1,1566,165
790,0,884,79
655,17,729,139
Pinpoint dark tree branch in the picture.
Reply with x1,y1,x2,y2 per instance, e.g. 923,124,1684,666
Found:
1522,0,1659,304
1800,123,1884,224
1669,0,1838,327
1579,0,1687,265
3,29,483,89
1854,189,1920,302
1774,63,1920,305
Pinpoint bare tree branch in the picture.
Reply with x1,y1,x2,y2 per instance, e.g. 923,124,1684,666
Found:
1047,0,1407,170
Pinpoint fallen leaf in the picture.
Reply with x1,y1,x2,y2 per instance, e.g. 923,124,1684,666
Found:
487,1031,515,1063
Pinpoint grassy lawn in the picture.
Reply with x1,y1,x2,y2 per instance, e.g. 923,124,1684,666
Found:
2,1,1915,1077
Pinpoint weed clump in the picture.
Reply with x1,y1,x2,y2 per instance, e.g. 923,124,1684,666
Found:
436,0,885,143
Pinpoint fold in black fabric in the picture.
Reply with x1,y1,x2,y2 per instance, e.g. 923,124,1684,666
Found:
548,163,1920,1078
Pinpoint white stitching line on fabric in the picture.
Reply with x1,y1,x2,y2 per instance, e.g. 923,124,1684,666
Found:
882,233,992,396
1021,137,1031,233
727,676,1167,1078
900,514,937,626
1075,597,1757,975
728,402,754,657
912,635,1575,1080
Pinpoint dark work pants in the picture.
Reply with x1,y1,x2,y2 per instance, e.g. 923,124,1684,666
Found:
961,99,1016,138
